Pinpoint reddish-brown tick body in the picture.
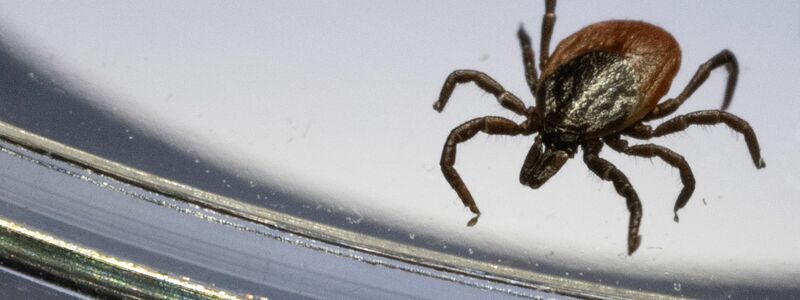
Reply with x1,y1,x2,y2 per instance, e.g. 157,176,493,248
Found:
540,21,681,140
432,0,764,255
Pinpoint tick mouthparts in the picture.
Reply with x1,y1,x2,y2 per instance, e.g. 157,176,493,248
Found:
520,147,569,188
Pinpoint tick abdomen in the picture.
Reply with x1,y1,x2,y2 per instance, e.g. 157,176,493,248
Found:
540,51,638,138
538,21,681,138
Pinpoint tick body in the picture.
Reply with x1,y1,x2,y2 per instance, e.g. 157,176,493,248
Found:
432,0,765,255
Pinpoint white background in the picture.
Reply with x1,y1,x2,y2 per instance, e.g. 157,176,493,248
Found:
1,0,798,294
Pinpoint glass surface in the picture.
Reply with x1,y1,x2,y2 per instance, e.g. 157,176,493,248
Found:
0,265,87,299
0,1,798,297
0,138,540,299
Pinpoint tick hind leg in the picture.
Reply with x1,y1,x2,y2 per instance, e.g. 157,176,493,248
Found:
582,141,643,255
628,110,765,169
432,70,528,116
440,116,532,224
647,50,739,120
605,137,695,222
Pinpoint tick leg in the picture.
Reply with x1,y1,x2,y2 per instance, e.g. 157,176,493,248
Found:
655,110,765,169
647,50,738,120
440,116,528,218
432,70,528,116
517,25,538,93
582,141,643,255
605,137,695,222
539,0,556,71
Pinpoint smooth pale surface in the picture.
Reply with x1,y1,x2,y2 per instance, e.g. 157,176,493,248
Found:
0,0,798,297
0,139,537,300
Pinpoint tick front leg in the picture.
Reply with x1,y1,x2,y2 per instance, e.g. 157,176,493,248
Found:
605,137,695,222
517,25,538,93
582,141,643,255
440,116,528,221
539,0,557,71
432,70,528,116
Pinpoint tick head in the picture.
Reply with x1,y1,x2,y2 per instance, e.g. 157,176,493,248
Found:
519,138,569,189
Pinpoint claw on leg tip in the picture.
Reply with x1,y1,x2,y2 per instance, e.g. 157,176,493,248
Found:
467,214,480,227
628,235,642,255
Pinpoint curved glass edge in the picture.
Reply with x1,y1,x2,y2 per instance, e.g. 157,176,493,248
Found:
0,120,678,300
0,217,251,300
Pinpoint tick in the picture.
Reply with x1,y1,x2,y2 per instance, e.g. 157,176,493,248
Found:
432,0,765,254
